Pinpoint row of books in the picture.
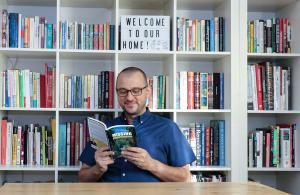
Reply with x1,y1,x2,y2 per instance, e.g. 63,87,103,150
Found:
176,17,225,52
0,118,56,166
181,120,225,166
248,124,296,168
1,10,56,49
147,75,169,109
176,71,224,110
191,172,226,182
59,71,114,109
59,21,115,50
0,64,56,108
248,18,291,53
247,62,291,111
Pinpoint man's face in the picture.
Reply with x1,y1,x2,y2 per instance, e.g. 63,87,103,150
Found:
116,71,149,117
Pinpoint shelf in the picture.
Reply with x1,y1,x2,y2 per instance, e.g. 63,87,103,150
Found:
0,165,56,171
190,166,231,171
176,51,231,61
0,107,56,112
247,53,300,60
248,0,296,12
7,0,56,6
248,167,300,172
176,109,231,113
118,51,173,61
177,0,225,10
58,108,116,112
248,110,300,114
59,49,115,60
148,109,174,113
60,0,114,8
57,166,81,171
0,48,56,58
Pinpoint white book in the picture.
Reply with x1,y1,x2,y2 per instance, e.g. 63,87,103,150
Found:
68,77,71,108
152,76,158,109
28,124,34,165
90,75,95,109
281,69,287,110
201,19,205,52
273,66,280,110
251,65,258,110
180,71,187,109
34,16,39,48
280,128,291,168
214,17,219,52
6,122,13,165
248,134,253,167
35,126,41,165
60,74,64,108
0,71,3,107
259,20,264,53
30,17,34,48
74,21,78,49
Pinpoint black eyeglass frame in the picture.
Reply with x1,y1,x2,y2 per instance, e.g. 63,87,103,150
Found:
116,85,148,97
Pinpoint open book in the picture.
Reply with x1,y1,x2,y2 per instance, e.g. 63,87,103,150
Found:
87,117,137,159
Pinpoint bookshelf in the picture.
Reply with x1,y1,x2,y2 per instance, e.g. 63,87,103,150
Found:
1,0,298,193
240,0,300,194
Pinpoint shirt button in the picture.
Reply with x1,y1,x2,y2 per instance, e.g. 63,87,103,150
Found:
124,159,127,162
122,173,126,177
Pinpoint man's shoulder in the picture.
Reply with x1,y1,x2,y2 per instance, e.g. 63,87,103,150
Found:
150,113,177,127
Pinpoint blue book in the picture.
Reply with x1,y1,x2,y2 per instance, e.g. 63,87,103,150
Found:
62,22,66,49
109,25,115,50
8,13,18,48
220,72,224,109
200,123,205,166
21,16,24,48
46,23,53,48
210,18,215,51
218,120,225,166
58,124,67,166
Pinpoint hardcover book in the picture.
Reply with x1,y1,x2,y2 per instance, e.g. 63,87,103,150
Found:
87,117,136,159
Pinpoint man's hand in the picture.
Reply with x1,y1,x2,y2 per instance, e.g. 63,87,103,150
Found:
94,146,114,173
121,147,156,171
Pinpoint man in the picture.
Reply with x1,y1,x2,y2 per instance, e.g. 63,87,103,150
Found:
78,67,196,182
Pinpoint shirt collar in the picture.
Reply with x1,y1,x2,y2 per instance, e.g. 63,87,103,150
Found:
121,107,151,125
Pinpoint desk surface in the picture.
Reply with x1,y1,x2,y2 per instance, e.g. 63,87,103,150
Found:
0,182,288,195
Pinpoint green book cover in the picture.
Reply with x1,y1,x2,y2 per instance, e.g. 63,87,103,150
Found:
87,117,137,159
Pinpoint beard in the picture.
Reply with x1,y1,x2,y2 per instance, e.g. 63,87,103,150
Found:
122,100,146,117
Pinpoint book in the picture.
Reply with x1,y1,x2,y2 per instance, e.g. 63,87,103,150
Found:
87,117,137,159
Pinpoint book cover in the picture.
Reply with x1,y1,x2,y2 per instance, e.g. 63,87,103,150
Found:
87,117,137,159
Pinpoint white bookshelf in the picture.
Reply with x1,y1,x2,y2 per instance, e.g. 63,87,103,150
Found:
241,0,300,194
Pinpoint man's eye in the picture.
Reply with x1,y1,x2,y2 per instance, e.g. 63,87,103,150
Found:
131,88,140,93
119,89,127,93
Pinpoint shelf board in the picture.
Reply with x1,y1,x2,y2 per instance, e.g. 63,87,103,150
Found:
177,0,225,10
248,53,300,59
119,0,169,10
59,49,115,60
176,109,231,113
8,0,56,6
248,0,296,12
248,167,300,172
0,48,56,58
60,0,114,8
148,109,174,113
0,107,56,112
118,51,173,61
248,110,300,114
0,165,56,171
57,166,81,171
176,51,230,61
190,166,231,171
59,108,116,112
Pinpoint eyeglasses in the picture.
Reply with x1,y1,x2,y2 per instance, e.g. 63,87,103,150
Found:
116,86,148,97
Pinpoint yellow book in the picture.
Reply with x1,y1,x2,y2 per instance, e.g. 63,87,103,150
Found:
51,118,56,164
12,128,17,165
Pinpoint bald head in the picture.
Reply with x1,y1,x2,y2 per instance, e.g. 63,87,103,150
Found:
116,67,148,88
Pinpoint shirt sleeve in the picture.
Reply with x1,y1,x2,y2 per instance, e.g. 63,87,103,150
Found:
166,123,196,167
79,142,96,166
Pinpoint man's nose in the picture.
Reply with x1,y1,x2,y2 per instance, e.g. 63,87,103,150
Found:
126,91,135,100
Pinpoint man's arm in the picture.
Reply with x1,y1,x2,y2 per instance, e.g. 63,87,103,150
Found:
121,147,191,182
78,163,104,182
79,146,114,182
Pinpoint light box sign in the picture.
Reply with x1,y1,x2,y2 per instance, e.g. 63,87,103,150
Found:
121,15,170,51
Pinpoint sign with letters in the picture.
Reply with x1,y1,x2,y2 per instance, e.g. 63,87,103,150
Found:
121,15,170,51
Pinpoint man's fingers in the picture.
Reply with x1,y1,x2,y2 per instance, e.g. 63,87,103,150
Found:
98,146,111,152
125,147,143,153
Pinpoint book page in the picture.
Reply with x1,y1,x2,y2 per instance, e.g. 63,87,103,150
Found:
87,117,109,149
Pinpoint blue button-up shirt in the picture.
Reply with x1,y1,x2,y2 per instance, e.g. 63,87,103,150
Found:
79,109,196,182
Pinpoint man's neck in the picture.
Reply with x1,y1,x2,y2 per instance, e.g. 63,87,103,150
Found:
124,108,147,124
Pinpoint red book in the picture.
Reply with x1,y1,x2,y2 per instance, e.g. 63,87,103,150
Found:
40,74,46,108
266,132,270,167
45,64,53,108
20,126,24,165
108,71,114,109
205,126,210,166
83,119,87,149
99,24,104,50
1,119,7,165
279,18,283,53
70,122,75,166
40,17,45,48
255,64,263,110
187,71,194,109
